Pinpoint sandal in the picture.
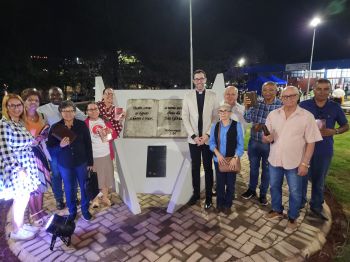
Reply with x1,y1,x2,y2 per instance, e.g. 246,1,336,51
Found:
101,198,112,207
91,199,100,208
33,214,50,227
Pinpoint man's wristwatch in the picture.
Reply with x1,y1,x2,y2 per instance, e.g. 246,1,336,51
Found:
335,128,339,135
301,162,310,168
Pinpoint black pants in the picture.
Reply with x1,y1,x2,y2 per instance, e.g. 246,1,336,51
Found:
189,143,213,201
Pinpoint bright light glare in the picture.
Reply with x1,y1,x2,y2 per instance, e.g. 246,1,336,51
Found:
310,17,321,27
238,58,246,67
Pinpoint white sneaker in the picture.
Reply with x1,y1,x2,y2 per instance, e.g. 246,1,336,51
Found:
10,228,36,241
23,223,40,233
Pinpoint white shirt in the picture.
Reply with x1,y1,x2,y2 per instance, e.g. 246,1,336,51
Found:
37,102,86,127
89,118,110,158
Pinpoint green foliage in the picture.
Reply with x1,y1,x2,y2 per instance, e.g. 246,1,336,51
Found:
326,115,350,215
328,115,350,261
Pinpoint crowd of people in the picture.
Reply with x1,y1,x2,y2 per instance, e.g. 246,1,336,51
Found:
182,69,349,232
0,86,124,241
0,70,348,242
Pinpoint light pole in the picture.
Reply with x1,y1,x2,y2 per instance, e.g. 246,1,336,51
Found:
189,0,193,89
306,17,321,97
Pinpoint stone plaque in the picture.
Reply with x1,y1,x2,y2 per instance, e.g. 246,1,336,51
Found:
123,99,187,138
157,99,187,138
123,99,158,137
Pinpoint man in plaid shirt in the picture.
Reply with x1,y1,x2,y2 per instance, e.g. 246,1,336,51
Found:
242,82,282,205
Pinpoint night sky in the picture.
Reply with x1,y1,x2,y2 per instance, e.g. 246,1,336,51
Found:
1,0,349,67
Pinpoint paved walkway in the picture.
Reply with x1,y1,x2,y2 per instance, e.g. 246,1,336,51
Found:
6,153,332,262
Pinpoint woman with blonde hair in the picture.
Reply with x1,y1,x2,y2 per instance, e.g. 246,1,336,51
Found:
21,88,51,226
0,94,41,241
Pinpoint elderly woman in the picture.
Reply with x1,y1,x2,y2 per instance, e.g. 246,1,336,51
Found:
21,88,51,226
209,103,244,215
0,94,41,241
85,102,118,207
47,100,93,221
96,87,124,136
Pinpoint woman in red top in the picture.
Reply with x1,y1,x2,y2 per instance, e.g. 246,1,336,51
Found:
96,87,124,137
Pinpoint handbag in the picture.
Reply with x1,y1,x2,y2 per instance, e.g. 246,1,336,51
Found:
218,157,241,173
216,123,241,173
85,170,100,201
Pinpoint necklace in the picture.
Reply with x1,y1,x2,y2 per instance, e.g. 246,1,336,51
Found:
28,114,38,122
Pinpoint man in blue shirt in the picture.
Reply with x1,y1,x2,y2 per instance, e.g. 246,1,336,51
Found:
300,78,349,220
242,82,282,205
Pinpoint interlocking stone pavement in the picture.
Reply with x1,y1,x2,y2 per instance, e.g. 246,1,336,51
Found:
5,153,332,262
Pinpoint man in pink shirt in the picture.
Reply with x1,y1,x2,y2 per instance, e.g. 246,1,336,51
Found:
263,86,322,231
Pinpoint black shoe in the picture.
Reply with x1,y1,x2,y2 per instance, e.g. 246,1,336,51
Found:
187,195,199,206
82,211,93,222
56,201,65,210
223,207,232,216
241,189,256,200
310,208,329,221
259,196,268,206
215,207,223,214
204,202,212,210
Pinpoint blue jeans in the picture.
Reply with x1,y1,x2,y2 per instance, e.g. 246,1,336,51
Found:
214,162,237,208
301,154,332,212
48,147,64,202
247,139,270,196
58,162,89,216
269,165,302,220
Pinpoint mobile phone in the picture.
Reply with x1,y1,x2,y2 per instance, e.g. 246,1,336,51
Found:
262,125,270,136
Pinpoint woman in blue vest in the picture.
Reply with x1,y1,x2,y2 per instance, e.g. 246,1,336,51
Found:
209,103,244,215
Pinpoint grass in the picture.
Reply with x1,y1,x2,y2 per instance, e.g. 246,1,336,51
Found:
327,115,350,261
326,115,350,216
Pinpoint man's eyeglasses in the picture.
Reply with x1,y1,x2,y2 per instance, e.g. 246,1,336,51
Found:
61,110,75,113
281,94,298,100
87,108,99,112
193,77,206,81
7,103,23,109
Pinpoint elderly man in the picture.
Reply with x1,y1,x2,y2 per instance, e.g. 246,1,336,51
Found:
182,69,219,209
263,86,322,231
37,86,86,210
242,82,282,205
223,86,247,132
300,78,349,220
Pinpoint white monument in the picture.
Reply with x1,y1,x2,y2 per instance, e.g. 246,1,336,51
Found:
95,74,225,214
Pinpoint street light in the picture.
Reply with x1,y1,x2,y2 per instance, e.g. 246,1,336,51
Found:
306,17,322,97
238,57,246,67
189,0,193,89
